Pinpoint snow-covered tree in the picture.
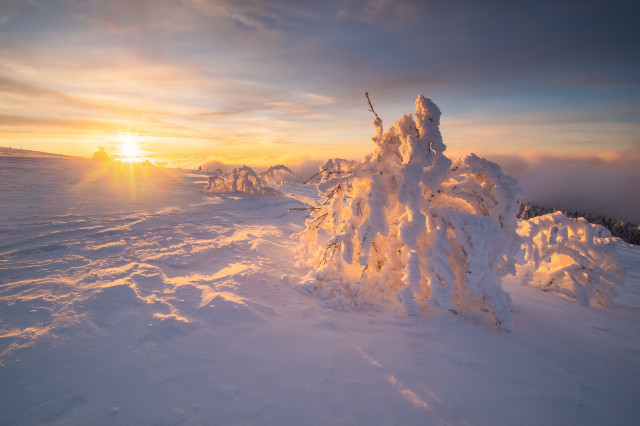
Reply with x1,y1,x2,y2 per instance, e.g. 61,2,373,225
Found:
517,212,624,307
519,201,640,246
258,165,295,187
204,165,292,195
298,95,521,331
91,146,111,162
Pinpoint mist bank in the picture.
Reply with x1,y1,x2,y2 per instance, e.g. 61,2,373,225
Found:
487,145,640,223
197,146,639,224
10,143,631,224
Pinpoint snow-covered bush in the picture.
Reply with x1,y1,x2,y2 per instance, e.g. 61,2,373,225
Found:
91,146,111,162
298,95,521,331
258,165,295,187
204,165,292,195
517,212,624,307
519,201,640,246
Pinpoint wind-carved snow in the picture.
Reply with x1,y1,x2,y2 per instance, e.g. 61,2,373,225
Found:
0,159,298,363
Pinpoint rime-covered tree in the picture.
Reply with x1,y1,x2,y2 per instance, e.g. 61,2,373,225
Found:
204,165,293,195
259,165,295,187
298,95,521,331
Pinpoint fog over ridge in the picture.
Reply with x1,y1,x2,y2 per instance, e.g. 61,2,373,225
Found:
487,144,640,223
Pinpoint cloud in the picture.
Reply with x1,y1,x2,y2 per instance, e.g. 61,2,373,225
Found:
0,14,13,27
1,0,638,178
335,0,420,29
487,145,640,223
0,43,350,157
185,0,269,30
299,92,335,106
0,75,78,103
182,0,321,34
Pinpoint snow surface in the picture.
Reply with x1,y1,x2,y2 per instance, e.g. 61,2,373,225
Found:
1,155,639,425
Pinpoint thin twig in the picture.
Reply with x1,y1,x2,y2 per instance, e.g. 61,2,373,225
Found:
326,184,341,200
303,169,352,185
312,212,329,229
318,242,340,267
365,92,379,120
286,207,320,212
303,168,328,185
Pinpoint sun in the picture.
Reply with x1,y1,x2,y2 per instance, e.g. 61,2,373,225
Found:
116,133,144,161
121,140,142,158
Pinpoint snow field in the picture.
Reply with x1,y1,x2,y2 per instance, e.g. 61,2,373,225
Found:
1,155,639,425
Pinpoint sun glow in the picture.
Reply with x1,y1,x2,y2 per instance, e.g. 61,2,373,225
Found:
116,133,144,162
81,147,173,201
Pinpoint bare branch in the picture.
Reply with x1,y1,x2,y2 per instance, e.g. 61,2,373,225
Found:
326,184,341,200
303,168,328,185
311,212,329,229
318,242,340,267
303,169,354,185
286,207,320,212
365,92,379,120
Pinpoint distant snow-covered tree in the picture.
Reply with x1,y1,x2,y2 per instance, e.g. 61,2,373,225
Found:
204,165,292,195
258,165,295,187
517,212,624,307
519,201,640,246
92,146,111,162
298,95,521,331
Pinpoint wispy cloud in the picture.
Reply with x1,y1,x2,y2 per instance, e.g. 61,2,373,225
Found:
337,0,420,29
185,0,271,31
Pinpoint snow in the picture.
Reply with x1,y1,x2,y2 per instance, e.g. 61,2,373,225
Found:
517,212,623,307
1,154,640,425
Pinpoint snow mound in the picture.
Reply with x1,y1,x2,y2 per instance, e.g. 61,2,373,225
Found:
517,211,624,306
298,95,521,331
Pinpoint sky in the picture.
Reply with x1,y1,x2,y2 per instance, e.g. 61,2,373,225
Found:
0,0,639,219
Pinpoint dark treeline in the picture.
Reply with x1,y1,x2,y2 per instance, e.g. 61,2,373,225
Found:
518,202,640,246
